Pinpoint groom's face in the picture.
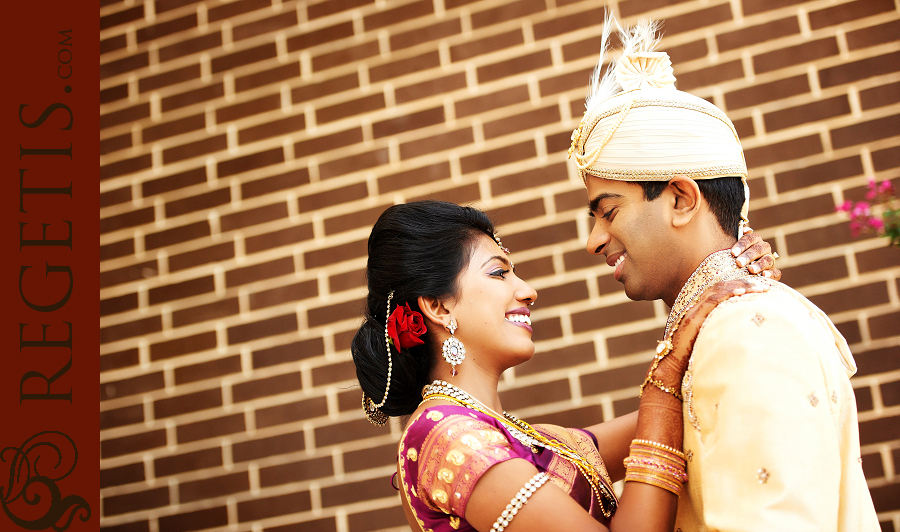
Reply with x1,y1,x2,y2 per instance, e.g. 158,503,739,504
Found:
585,177,679,303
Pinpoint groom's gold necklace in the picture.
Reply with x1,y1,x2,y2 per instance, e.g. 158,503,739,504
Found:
421,380,618,518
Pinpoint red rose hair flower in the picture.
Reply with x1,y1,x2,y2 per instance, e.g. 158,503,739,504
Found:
387,303,427,350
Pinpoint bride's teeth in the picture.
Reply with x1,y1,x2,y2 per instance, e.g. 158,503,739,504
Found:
615,255,625,267
505,314,532,325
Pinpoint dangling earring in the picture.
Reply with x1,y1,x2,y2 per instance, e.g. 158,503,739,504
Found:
442,319,466,377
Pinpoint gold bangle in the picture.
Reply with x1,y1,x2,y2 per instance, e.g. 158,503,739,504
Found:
631,440,686,460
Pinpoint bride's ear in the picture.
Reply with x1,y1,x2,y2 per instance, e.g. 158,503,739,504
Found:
418,295,450,329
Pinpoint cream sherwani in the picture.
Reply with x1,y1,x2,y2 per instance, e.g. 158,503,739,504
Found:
672,252,879,532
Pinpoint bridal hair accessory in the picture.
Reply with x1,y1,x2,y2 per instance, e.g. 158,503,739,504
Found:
364,290,426,426
568,14,750,239
493,232,510,255
441,319,465,376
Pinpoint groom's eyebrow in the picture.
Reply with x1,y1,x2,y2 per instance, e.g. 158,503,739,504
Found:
588,193,623,215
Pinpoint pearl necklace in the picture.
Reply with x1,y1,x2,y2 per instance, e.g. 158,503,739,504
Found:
421,380,619,518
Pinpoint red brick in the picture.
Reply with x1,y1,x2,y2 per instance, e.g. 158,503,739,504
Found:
245,224,315,253
100,34,127,56
217,94,280,123
249,280,318,310
531,315,563,342
260,456,333,487
861,451,886,479
100,292,138,317
856,386,874,412
399,128,473,160
539,69,592,98
101,462,145,489
562,35,606,63
755,37,839,74
855,345,900,377
471,0,545,29
311,360,355,387
142,167,206,197
101,5,144,31
378,161,451,194
100,207,154,234
294,127,364,158
763,95,850,131
104,487,169,516
751,194,838,229
882,379,900,408
869,311,900,341
665,4,732,35
169,242,234,272
779,256,848,288
101,315,163,344
725,75,809,111
154,388,222,419
484,105,560,139
233,10,297,41
143,113,205,143
831,114,900,150
137,13,197,43
347,507,406,532
857,243,900,274
873,146,900,172
365,0,433,30
156,0,203,12
572,300,655,333
547,128,579,154
785,222,859,254
161,83,225,112
533,7,604,39
148,276,215,305
742,0,807,16
744,134,822,168
255,396,329,429
100,83,128,104
503,220,578,252
861,82,900,111
227,313,297,344
314,418,386,446
460,140,536,174
324,204,389,235
242,169,310,199
177,414,245,444
343,442,398,472
485,198,545,225
292,73,359,104
846,20,900,51
322,476,396,507
317,93,385,124
445,0,480,7
100,261,158,289
101,348,139,373
174,355,242,385
307,298,365,329
329,269,365,293
101,404,144,430
395,73,467,104
835,319,862,345
319,148,389,180
163,134,227,164
232,372,304,403
312,41,379,72
101,154,152,181
100,239,135,261
619,0,691,17
733,117,755,139
225,256,294,288
775,155,862,192
667,39,708,65
871,482,900,514
144,221,210,250
477,50,552,84
581,362,648,395
158,507,228,532
220,202,289,232
821,51,900,89
101,430,167,459
372,106,443,139
172,298,240,328
391,18,461,50
450,29,523,62
165,188,230,219
252,338,325,369
411,182,481,205
809,281,890,316
158,33,222,63
517,342,596,377
287,21,354,54
101,103,150,130
208,0,270,21
180,472,249,503
150,331,217,362
717,16,799,52
607,328,661,358
232,431,305,462
677,59,743,91
809,0,895,30
859,414,900,445
212,42,278,74
235,63,299,93
530,404,606,427
304,238,367,268
100,133,131,155
219,148,285,178
238,492,311,522
238,114,306,144
527,280,588,310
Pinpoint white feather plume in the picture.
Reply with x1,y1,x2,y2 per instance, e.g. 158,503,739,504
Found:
584,15,665,114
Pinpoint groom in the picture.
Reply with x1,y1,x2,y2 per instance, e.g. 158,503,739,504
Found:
569,18,879,531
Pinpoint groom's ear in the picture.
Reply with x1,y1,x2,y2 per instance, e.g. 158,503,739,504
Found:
668,176,702,228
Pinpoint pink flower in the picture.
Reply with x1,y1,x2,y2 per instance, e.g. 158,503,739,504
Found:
879,180,895,195
870,217,884,230
851,202,870,218
836,200,853,212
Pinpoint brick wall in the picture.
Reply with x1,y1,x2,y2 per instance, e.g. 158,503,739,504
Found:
99,0,900,531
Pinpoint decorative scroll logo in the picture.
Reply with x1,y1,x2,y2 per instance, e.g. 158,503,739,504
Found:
0,431,90,530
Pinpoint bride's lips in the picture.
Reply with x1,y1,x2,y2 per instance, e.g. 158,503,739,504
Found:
505,308,532,333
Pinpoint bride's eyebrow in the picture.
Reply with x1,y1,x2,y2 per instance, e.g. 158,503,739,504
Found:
481,255,512,269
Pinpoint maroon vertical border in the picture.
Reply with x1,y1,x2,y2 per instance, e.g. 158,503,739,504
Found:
0,1,99,530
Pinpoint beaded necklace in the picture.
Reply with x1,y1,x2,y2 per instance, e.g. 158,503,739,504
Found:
421,380,619,518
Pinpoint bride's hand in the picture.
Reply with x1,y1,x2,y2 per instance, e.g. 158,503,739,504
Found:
733,231,781,280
